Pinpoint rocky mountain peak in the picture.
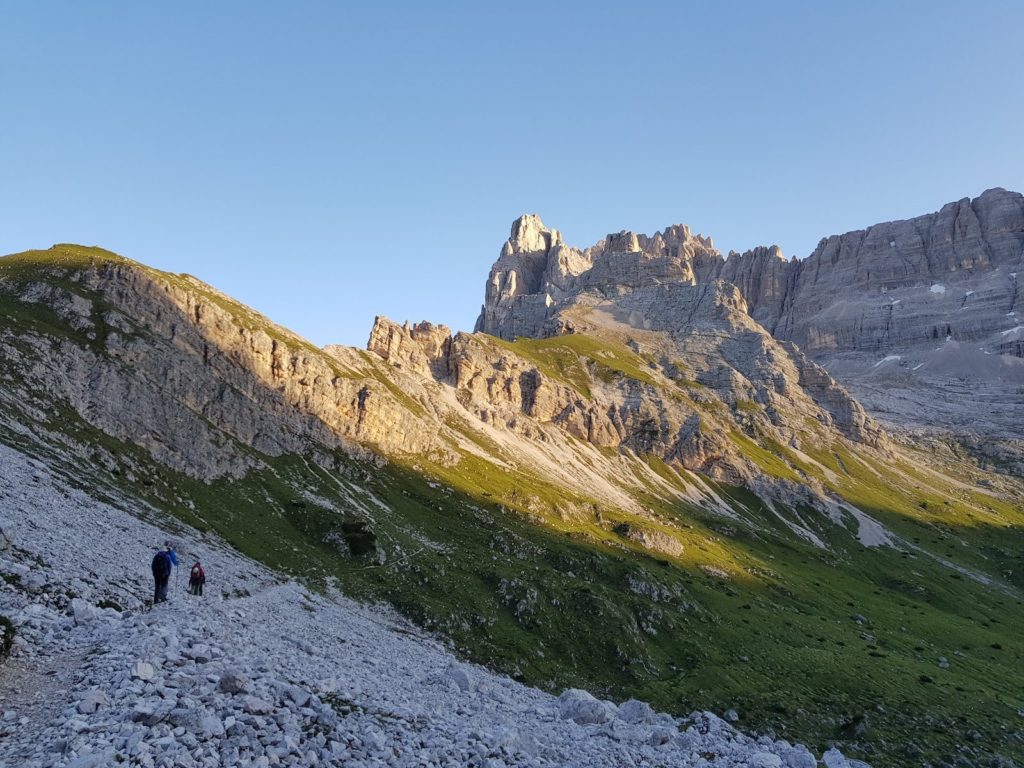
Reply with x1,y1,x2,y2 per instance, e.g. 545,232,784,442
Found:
604,230,641,253
504,214,562,256
477,190,1024,351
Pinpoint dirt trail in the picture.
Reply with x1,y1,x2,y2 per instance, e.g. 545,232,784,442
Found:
0,647,89,759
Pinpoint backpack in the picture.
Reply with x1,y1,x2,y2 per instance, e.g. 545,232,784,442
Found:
152,551,171,579
190,564,205,583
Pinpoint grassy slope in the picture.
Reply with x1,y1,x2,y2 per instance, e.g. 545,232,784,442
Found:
2,246,1023,766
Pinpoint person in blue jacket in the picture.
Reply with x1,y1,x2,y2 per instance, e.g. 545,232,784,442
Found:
151,542,180,604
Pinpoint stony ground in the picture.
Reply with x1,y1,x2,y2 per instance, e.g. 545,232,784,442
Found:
0,442,865,767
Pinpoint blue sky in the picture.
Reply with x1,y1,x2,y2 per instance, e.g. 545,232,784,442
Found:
2,2,1022,346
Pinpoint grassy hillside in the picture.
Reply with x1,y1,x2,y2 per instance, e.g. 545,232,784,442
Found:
1,388,1021,767
2,246,1023,766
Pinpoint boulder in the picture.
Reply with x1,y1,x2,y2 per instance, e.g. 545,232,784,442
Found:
218,670,250,694
70,599,99,625
822,748,851,768
445,664,476,694
241,695,274,715
647,727,675,746
130,661,155,681
557,689,615,725
283,684,311,707
616,698,656,724
76,689,111,714
200,714,225,737
748,753,783,768
778,745,817,768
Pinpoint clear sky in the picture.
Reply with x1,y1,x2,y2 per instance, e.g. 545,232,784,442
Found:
2,2,1022,347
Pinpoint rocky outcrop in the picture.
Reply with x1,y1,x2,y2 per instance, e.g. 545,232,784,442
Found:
767,188,1024,353
0,254,451,479
366,318,453,379
476,189,1024,356
371,282,886,496
472,190,1024,456
474,215,722,340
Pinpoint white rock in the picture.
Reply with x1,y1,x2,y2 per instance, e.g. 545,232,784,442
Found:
823,747,851,768
748,752,784,768
131,660,156,681
616,698,655,724
64,754,110,768
70,598,99,625
76,689,111,714
779,745,817,768
200,714,225,737
241,696,274,715
557,689,614,725
446,664,476,693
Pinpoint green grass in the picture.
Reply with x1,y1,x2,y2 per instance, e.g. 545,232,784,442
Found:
729,431,802,482
3,243,1024,766
5,383,1021,768
486,333,660,399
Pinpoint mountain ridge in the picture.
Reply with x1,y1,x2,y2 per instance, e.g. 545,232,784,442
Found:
476,187,1023,346
2,198,1024,766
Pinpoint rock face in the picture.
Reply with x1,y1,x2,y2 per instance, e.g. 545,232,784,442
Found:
0,252,450,480
365,318,453,379
0,243,888,526
465,218,884,459
473,189,1024,456
764,187,1024,354
475,215,721,340
476,189,1024,356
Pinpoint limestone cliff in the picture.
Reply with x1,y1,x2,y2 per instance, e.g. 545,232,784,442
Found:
473,190,1024,456
476,189,1024,355
0,243,889,544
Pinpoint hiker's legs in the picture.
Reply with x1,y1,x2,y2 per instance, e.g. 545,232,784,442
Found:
153,577,160,603
198,583,203,596
156,576,169,602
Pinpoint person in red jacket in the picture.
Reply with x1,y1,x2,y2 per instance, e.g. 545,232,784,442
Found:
189,560,206,596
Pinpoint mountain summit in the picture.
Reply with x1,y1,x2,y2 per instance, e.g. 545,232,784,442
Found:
1,193,1023,766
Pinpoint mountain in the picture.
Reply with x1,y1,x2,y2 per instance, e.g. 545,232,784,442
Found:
476,188,1024,468
477,189,1023,356
1,192,1023,766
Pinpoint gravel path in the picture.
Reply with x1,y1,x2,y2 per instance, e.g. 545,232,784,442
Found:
0,441,860,767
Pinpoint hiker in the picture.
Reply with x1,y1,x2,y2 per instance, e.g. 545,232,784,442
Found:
151,546,172,603
189,560,205,596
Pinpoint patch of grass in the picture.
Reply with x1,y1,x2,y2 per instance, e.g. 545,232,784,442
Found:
486,333,660,399
729,431,801,482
